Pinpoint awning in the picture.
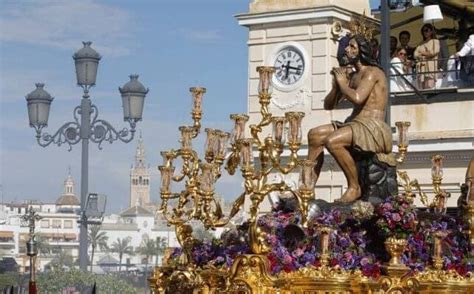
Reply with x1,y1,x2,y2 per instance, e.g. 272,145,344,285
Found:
0,231,14,238
64,233,77,239
38,232,76,239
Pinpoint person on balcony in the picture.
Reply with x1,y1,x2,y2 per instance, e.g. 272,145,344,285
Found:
398,31,415,61
414,24,440,89
455,31,474,86
390,47,412,92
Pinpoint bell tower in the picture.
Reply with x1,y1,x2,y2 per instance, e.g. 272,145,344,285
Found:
130,133,151,207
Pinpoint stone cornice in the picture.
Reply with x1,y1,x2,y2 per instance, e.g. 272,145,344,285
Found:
236,5,379,27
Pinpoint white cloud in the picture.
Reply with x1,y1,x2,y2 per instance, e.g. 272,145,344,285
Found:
0,0,135,57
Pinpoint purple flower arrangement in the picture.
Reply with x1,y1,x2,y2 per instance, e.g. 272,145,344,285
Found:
165,194,471,279
375,195,417,239
404,215,472,275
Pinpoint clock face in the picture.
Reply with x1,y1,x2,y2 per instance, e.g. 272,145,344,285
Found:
274,47,305,86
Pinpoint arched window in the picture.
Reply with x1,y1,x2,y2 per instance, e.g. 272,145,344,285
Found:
139,176,142,185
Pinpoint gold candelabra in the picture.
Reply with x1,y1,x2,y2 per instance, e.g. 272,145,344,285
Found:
400,154,450,213
151,69,474,294
158,66,314,262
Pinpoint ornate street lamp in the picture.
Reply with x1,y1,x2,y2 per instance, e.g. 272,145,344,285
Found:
21,207,42,294
25,41,149,271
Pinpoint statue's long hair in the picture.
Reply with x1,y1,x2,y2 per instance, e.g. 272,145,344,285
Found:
352,34,382,69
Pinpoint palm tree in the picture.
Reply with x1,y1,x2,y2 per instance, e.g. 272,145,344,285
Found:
88,225,108,272
48,248,74,271
136,238,155,279
34,235,51,256
154,237,167,266
110,237,133,272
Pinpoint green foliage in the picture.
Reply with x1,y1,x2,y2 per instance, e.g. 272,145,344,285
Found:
110,237,133,272
37,269,136,293
136,238,156,263
155,236,167,266
35,235,51,256
47,248,75,271
88,225,109,272
0,272,24,288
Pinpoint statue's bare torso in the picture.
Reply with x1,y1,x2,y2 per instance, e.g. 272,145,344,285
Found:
308,37,390,203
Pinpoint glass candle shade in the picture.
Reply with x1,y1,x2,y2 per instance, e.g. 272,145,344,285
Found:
285,112,305,144
179,126,194,151
159,166,175,193
205,128,218,158
239,139,254,168
299,160,316,191
256,66,275,95
199,162,215,193
272,116,286,144
189,87,206,114
215,130,230,158
230,114,249,143
395,121,411,146
431,155,444,178
160,151,174,167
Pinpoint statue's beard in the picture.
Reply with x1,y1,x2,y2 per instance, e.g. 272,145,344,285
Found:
340,54,359,66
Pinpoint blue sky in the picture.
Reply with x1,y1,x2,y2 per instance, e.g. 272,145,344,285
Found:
0,0,379,213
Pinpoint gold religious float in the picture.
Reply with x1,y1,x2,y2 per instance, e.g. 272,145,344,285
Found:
149,15,474,292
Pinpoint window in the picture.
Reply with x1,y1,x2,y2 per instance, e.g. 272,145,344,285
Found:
41,220,49,228
64,220,73,229
52,220,61,229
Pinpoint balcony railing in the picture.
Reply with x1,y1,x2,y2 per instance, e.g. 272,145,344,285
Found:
389,56,473,95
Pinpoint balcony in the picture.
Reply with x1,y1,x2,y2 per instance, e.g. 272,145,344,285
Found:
389,56,474,98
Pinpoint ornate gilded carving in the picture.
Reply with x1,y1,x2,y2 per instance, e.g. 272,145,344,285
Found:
226,255,276,294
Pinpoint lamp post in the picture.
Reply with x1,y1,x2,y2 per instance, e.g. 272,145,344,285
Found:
21,206,42,294
25,41,149,271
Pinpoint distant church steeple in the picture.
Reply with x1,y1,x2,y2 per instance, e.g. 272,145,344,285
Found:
64,167,75,196
135,131,146,168
56,168,80,207
130,132,151,207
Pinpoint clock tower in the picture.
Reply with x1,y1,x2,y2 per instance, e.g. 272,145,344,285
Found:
236,0,374,210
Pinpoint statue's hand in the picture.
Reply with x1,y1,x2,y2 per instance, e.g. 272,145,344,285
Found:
333,67,348,85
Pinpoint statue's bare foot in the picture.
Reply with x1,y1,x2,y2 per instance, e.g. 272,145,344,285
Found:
335,187,361,203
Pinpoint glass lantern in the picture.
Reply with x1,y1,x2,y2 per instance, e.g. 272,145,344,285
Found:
431,155,444,179
256,66,275,95
285,112,305,144
299,160,316,191
271,116,286,144
230,114,249,143
159,166,175,194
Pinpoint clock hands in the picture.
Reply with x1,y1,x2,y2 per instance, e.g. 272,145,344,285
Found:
280,61,302,82
286,65,302,71
284,61,290,80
